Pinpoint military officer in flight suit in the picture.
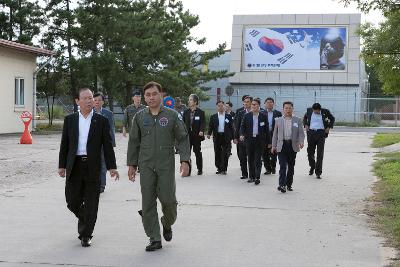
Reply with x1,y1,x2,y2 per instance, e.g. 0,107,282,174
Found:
127,81,190,252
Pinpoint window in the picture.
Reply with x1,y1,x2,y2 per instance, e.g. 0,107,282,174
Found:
15,78,24,105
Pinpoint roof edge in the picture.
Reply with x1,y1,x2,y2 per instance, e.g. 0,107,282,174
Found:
0,39,55,56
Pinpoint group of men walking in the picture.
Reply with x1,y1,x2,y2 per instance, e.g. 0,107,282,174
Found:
57,83,335,252
204,94,335,193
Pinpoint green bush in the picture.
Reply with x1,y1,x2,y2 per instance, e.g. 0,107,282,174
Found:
35,123,63,132
37,106,65,120
372,133,400,148
372,151,400,248
115,120,123,133
334,121,380,127
51,106,65,119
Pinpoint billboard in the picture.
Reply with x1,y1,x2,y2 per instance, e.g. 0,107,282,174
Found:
243,27,347,71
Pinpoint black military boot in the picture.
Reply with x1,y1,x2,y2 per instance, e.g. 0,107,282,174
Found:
145,241,162,251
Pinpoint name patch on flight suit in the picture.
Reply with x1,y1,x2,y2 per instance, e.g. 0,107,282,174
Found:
143,118,151,126
159,117,169,126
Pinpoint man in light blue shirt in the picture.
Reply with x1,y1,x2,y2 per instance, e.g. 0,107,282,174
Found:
303,103,335,179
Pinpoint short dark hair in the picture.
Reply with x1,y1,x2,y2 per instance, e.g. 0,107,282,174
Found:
244,96,253,102
283,101,293,108
252,98,261,106
312,103,322,110
143,81,162,93
189,94,199,105
226,101,233,107
265,97,274,103
216,100,224,105
78,88,93,99
132,91,141,97
241,95,250,101
93,92,104,100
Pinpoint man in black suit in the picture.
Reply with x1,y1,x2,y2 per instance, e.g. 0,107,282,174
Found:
207,100,234,175
183,94,205,175
261,97,282,175
235,95,249,116
239,98,270,185
225,101,235,156
234,95,252,180
225,101,235,120
303,103,335,179
58,88,119,247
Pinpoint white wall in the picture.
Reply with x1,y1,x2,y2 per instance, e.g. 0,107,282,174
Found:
0,46,36,134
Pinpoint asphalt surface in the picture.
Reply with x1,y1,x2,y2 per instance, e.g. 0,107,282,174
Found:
0,129,397,267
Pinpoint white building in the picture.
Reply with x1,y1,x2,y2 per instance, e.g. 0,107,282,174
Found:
201,14,367,122
0,39,54,134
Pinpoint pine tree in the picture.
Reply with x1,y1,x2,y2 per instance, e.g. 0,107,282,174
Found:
44,0,79,110
0,0,44,44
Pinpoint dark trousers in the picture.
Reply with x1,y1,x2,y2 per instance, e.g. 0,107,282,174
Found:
262,146,277,173
100,150,106,188
214,133,230,172
307,130,326,175
237,142,248,178
278,141,297,187
245,136,263,180
190,139,203,172
65,158,100,239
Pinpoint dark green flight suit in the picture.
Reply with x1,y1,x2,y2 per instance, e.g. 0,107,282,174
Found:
127,106,190,242
123,104,146,132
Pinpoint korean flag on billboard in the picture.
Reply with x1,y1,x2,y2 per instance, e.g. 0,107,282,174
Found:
243,27,347,71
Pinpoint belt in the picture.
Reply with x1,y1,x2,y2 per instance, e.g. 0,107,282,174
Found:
76,155,88,162
283,140,292,143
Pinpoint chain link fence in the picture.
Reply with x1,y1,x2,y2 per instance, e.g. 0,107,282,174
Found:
202,93,400,126
36,93,400,126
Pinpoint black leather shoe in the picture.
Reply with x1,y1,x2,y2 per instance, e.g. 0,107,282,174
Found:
216,171,221,174
221,171,227,175
287,186,293,191
240,176,248,179
316,174,321,179
264,170,271,175
81,237,91,247
277,186,286,193
100,187,105,193
163,225,172,242
197,170,203,175
247,178,255,183
146,241,162,251
309,168,315,175
255,179,260,185
271,169,276,174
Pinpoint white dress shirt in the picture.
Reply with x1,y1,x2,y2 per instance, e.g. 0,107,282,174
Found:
77,109,94,156
310,112,324,130
252,114,259,137
267,110,273,131
283,116,292,140
218,112,225,133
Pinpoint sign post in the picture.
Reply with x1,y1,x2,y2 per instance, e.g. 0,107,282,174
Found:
20,111,33,144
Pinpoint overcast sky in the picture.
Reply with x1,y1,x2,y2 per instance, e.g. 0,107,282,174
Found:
181,0,384,51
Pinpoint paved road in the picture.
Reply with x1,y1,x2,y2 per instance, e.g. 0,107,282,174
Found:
0,130,394,266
